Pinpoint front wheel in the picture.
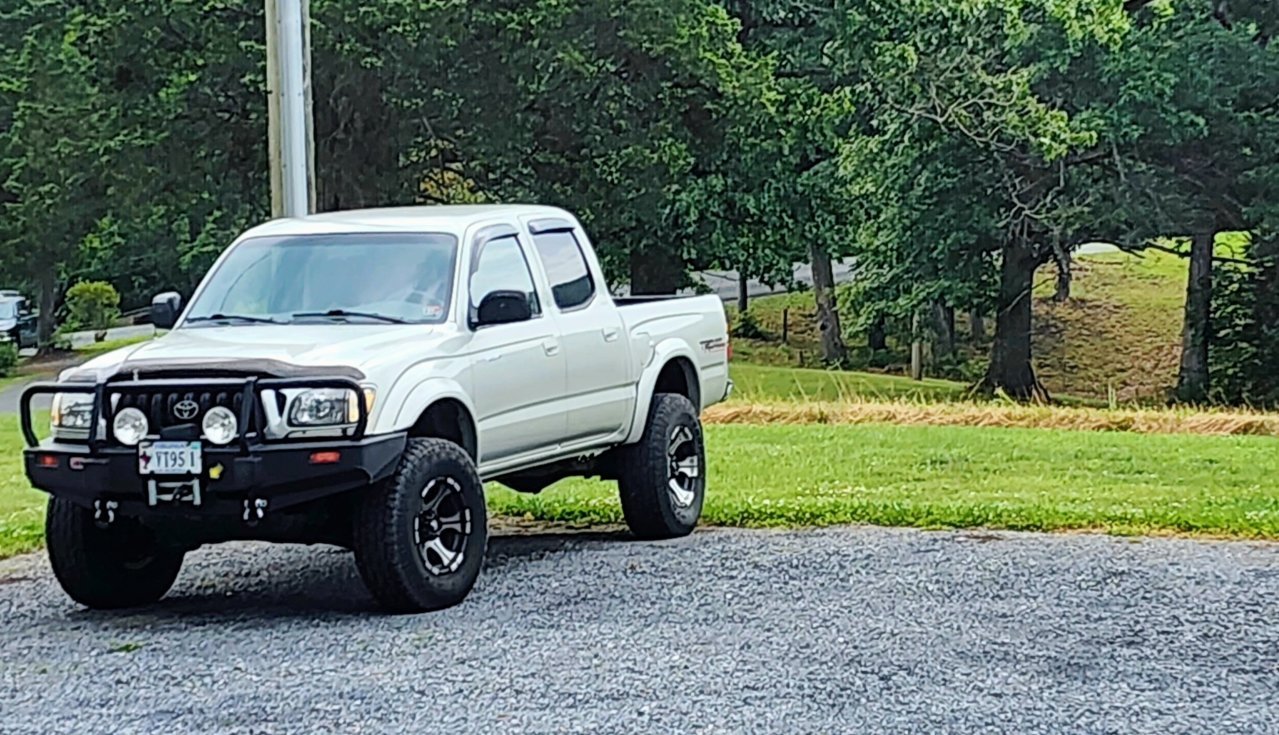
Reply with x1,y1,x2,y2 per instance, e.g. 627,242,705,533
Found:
45,498,185,610
617,393,707,539
352,438,488,614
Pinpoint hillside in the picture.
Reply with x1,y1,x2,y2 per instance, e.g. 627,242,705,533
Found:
733,245,1221,402
1033,250,1186,402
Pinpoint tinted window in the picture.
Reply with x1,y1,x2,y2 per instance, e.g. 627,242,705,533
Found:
469,235,541,317
531,230,595,310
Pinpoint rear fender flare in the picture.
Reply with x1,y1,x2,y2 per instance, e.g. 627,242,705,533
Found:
624,340,699,445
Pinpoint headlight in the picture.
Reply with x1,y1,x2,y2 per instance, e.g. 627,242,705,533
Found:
288,388,364,426
112,408,149,446
202,406,238,445
51,393,95,431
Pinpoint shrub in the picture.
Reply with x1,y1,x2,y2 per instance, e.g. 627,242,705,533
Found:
0,342,17,377
63,281,120,342
732,309,770,340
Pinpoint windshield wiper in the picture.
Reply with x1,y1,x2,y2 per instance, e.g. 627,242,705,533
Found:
186,313,284,325
291,309,409,324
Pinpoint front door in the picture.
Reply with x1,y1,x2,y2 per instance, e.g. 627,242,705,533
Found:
465,229,567,464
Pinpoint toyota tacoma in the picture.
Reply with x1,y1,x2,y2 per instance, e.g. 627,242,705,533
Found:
20,205,731,613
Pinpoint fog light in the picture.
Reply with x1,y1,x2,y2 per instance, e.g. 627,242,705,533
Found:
112,408,149,447
202,406,238,445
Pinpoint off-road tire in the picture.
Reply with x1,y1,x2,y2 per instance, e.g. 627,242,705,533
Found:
617,393,706,539
45,498,185,609
352,438,487,614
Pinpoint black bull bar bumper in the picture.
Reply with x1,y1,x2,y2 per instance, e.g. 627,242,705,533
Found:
19,377,405,516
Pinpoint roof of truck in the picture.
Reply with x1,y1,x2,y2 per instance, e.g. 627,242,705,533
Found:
240,205,575,240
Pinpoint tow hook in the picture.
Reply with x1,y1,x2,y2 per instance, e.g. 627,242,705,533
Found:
93,499,118,528
243,498,268,525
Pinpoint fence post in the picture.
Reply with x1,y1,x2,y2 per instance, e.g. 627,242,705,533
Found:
910,311,924,381
781,308,789,344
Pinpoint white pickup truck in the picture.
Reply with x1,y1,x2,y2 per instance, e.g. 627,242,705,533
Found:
21,205,731,613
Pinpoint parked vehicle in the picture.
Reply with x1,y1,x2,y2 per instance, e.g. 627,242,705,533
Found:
0,292,38,349
20,206,731,613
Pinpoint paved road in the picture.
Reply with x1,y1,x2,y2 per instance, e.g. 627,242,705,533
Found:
15,324,155,359
1,526,1276,734
2,325,156,413
615,258,858,301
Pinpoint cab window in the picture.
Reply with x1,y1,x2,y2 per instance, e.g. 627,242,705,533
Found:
469,235,541,318
530,230,595,310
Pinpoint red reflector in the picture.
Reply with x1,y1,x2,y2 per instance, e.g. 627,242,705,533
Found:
309,451,341,465
36,454,58,468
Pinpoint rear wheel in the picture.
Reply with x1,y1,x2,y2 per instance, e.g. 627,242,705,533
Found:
45,498,185,609
352,438,487,613
617,393,706,539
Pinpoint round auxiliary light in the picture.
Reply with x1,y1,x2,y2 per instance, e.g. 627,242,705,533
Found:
202,406,238,446
113,408,149,447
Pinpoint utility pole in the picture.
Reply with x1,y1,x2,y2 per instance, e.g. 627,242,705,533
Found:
265,0,315,218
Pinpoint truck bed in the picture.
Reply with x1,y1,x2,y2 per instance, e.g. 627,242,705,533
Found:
612,295,706,307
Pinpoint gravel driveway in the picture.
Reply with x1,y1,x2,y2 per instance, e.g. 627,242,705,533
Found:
1,526,1276,734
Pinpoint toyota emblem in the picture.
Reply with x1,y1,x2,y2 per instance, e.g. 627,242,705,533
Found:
173,400,200,421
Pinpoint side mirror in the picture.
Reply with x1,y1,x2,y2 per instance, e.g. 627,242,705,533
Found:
151,291,182,330
473,290,532,328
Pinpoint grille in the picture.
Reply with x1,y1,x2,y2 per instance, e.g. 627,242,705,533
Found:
111,388,248,432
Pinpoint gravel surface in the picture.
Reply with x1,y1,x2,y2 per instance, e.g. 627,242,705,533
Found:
1,526,1277,734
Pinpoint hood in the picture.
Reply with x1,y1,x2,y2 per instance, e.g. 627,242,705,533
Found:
65,325,463,384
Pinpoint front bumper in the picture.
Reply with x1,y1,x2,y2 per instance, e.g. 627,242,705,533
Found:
25,433,406,516
20,376,403,518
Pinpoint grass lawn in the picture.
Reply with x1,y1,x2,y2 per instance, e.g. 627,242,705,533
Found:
6,421,1277,560
729,362,970,403
75,334,153,359
490,424,1279,538
0,415,44,558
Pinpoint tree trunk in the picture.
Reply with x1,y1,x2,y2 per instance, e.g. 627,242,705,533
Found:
35,272,59,354
982,242,1048,401
969,309,987,341
1052,251,1072,303
736,271,749,314
809,242,847,365
931,301,955,359
910,312,924,381
1175,230,1214,403
868,314,887,351
629,250,683,295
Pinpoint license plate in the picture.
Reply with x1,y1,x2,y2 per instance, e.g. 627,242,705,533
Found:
138,441,202,475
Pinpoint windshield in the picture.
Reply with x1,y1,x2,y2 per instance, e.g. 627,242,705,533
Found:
183,233,459,326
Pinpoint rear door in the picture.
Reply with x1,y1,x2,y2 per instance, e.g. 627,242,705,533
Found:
525,218,633,445
465,224,568,463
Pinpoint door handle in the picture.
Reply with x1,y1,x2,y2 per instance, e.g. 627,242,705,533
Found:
602,327,621,343
481,353,502,363
542,339,561,356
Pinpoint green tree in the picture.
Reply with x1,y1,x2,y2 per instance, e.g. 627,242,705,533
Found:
0,4,131,349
